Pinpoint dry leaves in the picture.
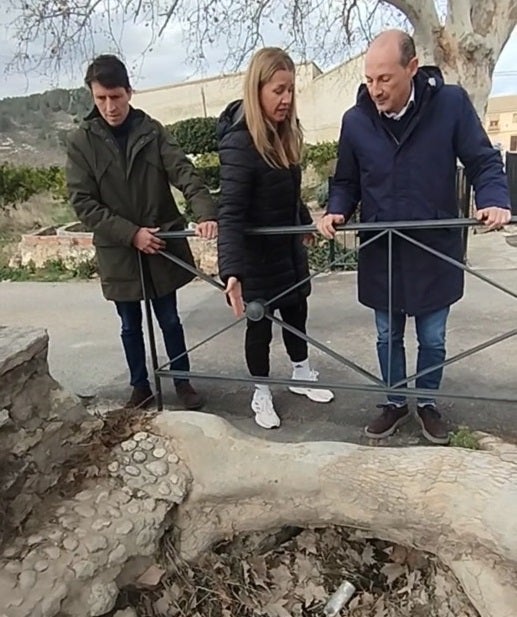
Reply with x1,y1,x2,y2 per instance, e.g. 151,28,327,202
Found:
114,526,480,617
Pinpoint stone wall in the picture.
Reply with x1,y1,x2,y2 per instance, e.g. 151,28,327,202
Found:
0,327,95,537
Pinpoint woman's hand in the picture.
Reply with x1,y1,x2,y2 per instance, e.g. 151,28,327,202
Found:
225,276,245,317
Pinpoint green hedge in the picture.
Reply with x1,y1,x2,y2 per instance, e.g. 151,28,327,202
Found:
167,117,218,155
302,141,338,176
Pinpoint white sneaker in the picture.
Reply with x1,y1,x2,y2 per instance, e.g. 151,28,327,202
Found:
251,389,281,429
288,369,334,403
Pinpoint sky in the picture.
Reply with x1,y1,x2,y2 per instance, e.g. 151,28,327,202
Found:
0,8,515,100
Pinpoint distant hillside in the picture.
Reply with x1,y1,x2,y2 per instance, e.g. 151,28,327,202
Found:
0,88,91,166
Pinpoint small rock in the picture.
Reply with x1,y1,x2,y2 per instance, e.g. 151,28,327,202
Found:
18,569,37,591
75,504,96,518
3,547,19,559
114,609,138,617
132,451,147,463
158,482,172,496
0,408,10,428
84,535,108,553
60,516,77,531
44,546,61,560
142,499,156,512
127,502,140,515
121,439,137,452
116,490,132,505
55,506,67,516
47,529,64,543
88,581,119,616
145,461,168,477
27,534,44,546
116,520,134,535
152,447,166,459
96,490,111,503
170,474,179,484
140,439,155,451
108,544,127,565
136,529,155,549
75,490,94,502
108,461,120,474
34,559,49,572
133,432,149,442
125,465,140,477
136,564,165,588
168,454,179,463
73,559,96,580
114,610,138,617
41,582,67,615
63,536,79,551
5,561,21,574
92,519,111,531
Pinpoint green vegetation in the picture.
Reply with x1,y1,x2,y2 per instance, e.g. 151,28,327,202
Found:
166,117,218,155
0,163,67,209
0,257,97,282
449,427,480,450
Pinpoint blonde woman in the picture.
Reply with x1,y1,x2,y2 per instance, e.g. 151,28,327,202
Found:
217,47,334,429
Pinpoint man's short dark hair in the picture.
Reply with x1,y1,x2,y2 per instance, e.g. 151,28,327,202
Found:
85,54,131,90
399,33,416,67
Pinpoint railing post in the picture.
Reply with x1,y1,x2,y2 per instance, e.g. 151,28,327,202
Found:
138,251,163,411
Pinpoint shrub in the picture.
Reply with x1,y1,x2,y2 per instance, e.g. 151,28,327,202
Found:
167,117,218,155
302,142,338,177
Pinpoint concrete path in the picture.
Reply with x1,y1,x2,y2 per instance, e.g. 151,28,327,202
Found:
2,230,517,445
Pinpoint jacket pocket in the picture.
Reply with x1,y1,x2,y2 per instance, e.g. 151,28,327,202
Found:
95,245,139,283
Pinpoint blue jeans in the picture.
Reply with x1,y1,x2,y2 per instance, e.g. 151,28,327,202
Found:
115,293,189,389
374,307,450,406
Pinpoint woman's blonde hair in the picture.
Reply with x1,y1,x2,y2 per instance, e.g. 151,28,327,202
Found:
243,47,303,168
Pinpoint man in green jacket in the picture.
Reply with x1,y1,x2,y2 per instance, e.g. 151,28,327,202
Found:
66,54,217,410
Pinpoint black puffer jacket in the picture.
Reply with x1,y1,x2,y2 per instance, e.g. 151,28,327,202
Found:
217,100,312,309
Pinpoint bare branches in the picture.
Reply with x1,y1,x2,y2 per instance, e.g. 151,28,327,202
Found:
3,0,515,88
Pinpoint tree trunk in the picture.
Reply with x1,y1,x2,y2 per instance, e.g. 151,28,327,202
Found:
153,412,517,617
387,0,517,116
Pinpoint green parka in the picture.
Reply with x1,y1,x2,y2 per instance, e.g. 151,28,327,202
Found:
66,107,216,301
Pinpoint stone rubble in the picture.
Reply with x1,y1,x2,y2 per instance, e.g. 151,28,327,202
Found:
0,431,191,617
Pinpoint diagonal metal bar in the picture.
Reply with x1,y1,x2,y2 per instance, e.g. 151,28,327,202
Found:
157,249,225,291
264,229,388,309
154,313,248,373
393,229,517,300
154,369,517,404
266,313,385,386
392,327,517,389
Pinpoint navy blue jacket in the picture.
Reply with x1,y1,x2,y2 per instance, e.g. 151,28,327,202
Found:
328,67,510,315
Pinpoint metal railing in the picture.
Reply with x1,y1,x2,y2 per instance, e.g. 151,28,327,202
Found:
139,217,517,411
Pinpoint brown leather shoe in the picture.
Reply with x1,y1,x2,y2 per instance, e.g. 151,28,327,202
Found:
124,386,155,410
176,382,204,410
416,405,449,445
364,403,410,439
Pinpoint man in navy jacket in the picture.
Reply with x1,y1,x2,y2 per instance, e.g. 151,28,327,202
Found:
318,30,510,444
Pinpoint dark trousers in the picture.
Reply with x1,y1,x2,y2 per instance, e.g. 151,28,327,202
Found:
114,292,189,389
245,299,308,377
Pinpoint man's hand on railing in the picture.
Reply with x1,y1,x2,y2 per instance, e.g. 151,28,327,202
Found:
132,227,166,254
475,207,512,231
225,276,245,318
195,221,218,240
317,214,345,239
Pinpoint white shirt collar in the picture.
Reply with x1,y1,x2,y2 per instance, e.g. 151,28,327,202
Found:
382,82,415,120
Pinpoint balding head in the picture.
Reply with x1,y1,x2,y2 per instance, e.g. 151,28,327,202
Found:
368,30,416,67
365,29,418,114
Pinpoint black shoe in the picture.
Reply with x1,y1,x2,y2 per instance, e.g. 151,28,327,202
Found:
364,403,411,439
124,386,155,410
176,382,204,410
416,405,449,445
